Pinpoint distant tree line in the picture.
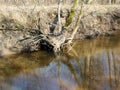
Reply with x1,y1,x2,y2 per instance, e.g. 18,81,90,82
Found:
96,0,120,4
0,0,120,5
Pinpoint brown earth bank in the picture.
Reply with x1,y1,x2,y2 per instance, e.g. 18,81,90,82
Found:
0,5,120,56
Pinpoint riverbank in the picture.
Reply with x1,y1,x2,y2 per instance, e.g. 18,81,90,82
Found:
0,5,120,56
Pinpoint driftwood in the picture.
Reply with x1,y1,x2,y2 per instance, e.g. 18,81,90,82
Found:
10,0,83,53
35,0,84,52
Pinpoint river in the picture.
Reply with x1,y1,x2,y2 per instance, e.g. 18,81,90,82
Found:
0,34,120,90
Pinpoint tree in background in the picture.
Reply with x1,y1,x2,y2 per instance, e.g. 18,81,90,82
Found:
109,0,116,4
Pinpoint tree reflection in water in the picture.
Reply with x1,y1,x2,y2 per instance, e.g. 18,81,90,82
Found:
0,36,120,90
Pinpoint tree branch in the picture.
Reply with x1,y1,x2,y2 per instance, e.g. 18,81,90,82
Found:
58,0,62,34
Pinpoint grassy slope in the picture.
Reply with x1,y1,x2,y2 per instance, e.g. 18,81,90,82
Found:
0,4,119,19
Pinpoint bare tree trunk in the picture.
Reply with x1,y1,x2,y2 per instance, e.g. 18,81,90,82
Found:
65,0,79,27
109,0,112,5
68,1,83,43
58,0,62,34
112,0,116,4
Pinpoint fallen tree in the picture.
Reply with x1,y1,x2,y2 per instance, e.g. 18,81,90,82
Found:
29,0,84,52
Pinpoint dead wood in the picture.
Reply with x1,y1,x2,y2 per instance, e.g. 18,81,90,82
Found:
10,0,84,53
36,0,84,52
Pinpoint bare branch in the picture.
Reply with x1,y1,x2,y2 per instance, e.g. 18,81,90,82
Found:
58,0,62,34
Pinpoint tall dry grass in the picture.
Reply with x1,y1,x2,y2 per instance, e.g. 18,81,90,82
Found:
0,4,119,29
0,0,73,6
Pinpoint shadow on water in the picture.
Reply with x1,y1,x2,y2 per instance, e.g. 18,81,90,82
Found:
0,34,120,90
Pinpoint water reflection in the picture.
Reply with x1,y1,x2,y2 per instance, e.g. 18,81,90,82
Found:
0,36,120,90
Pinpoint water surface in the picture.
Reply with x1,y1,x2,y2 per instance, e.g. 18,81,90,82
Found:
0,35,120,90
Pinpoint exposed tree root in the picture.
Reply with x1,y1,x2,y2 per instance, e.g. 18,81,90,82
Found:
34,0,84,53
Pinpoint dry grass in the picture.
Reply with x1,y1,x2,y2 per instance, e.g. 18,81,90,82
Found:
0,4,119,20
0,4,119,31
0,0,72,6
0,4,119,29
0,0,120,6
